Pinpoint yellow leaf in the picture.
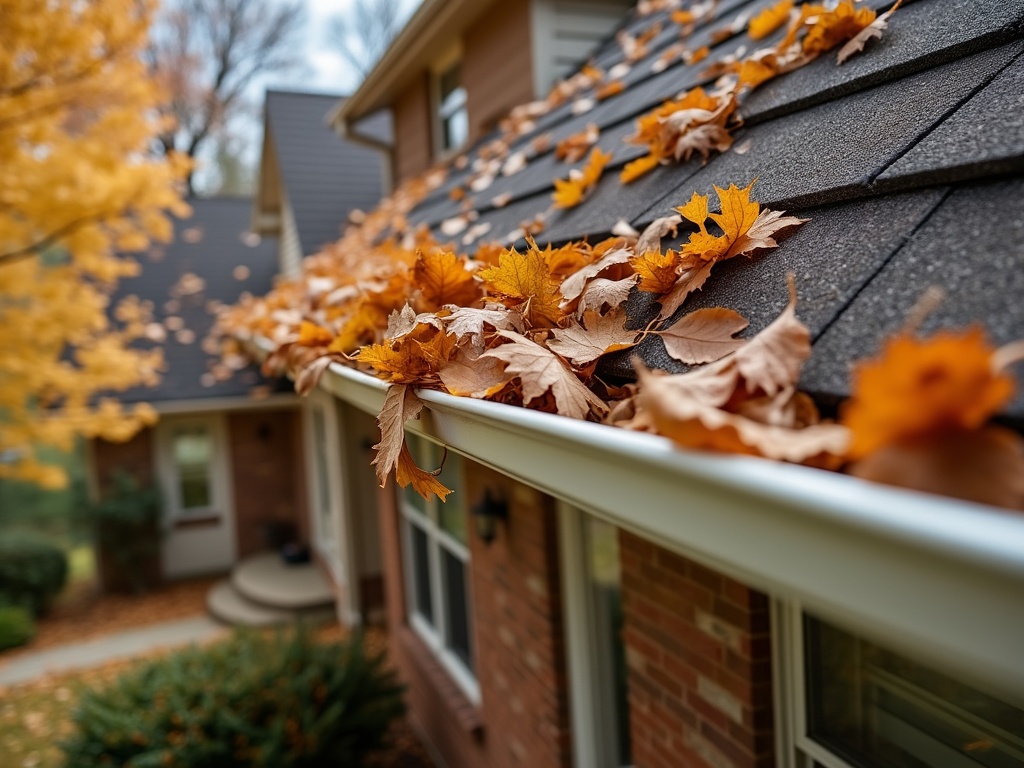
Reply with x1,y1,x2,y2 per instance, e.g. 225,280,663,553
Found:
748,0,794,40
411,250,481,312
297,321,333,347
478,246,563,327
620,153,661,184
630,251,680,294
552,147,612,209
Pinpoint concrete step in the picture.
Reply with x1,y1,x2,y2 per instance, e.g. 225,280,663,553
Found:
206,579,300,627
230,552,335,612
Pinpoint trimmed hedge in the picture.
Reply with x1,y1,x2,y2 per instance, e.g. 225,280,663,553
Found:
62,628,406,767
0,532,68,615
0,605,35,651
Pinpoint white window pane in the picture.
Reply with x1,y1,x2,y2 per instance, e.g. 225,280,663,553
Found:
442,548,473,670
173,426,212,509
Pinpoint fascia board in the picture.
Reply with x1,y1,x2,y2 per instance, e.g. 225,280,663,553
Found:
320,360,1024,705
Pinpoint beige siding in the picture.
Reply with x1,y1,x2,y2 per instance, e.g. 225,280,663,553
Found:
279,189,303,278
393,75,433,184
531,0,635,95
463,0,536,141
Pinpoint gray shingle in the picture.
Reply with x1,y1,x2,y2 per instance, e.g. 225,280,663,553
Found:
601,188,946,378
266,91,388,255
876,52,1024,189
111,198,288,404
804,179,1024,416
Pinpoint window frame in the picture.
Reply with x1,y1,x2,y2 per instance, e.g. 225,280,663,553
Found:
773,600,1024,768
156,413,229,523
430,45,469,159
398,435,479,703
303,390,349,589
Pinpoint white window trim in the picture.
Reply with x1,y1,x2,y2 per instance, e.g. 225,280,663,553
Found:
773,600,1024,768
303,389,361,625
155,413,232,525
558,501,631,768
398,441,479,704
430,43,468,160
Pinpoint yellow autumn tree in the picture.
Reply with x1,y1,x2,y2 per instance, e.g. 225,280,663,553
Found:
0,0,189,487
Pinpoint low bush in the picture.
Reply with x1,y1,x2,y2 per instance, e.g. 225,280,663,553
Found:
62,628,406,767
0,532,68,614
0,605,36,651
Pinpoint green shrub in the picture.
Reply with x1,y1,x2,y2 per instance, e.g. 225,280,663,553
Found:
0,532,68,614
62,628,406,767
0,605,36,651
79,470,163,594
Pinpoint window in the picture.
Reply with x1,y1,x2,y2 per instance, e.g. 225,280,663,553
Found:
172,423,213,511
399,434,477,700
559,504,632,768
780,606,1024,768
435,60,468,155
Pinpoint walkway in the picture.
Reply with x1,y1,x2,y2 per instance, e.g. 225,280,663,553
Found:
0,615,224,687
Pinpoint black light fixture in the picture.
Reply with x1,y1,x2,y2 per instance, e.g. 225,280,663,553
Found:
472,489,508,545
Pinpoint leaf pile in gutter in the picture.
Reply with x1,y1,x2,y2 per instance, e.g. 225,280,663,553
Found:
215,0,1024,511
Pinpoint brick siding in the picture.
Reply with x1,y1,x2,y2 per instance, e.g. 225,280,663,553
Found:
393,74,433,183
377,458,572,768
463,0,535,142
620,532,774,768
227,409,308,557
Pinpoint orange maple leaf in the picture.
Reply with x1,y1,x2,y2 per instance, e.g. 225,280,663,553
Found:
411,249,482,312
842,327,1015,460
297,321,333,347
620,153,661,184
596,80,625,101
555,124,599,163
552,147,612,209
802,0,877,55
630,250,680,294
477,246,564,328
748,0,794,40
358,324,457,384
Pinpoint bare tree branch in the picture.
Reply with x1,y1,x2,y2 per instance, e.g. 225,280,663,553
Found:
331,0,403,79
150,0,307,195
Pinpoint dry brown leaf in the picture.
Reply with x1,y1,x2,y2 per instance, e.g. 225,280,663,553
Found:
636,214,683,255
630,251,680,294
412,250,483,312
848,427,1024,510
482,330,608,418
733,278,809,396
396,442,453,502
656,258,715,320
658,307,749,364
560,248,632,301
556,124,600,163
295,356,336,396
547,309,639,366
439,345,512,398
478,246,563,327
502,151,528,176
578,277,636,315
837,2,899,64
372,384,423,487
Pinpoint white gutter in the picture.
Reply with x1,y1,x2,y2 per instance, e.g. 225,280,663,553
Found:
318,361,1024,705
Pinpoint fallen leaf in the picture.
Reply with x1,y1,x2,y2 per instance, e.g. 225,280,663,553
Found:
556,124,600,163
596,80,626,100
733,277,809,395
396,442,453,502
837,1,902,64
619,153,661,183
658,307,749,364
636,214,683,255
630,250,680,294
560,248,632,301
578,276,636,315
482,330,608,418
547,309,640,366
443,305,526,343
656,257,715,320
412,250,482,312
748,0,794,40
372,384,423,487
478,246,563,327
502,151,528,176
439,345,512,397
552,147,612,209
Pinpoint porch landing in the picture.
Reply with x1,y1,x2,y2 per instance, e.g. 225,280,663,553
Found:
207,552,335,627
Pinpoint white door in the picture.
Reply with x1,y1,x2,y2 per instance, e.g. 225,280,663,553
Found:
156,414,237,578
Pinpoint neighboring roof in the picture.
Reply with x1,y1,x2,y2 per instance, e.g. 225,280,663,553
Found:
112,197,288,403
265,90,390,254
390,0,1024,418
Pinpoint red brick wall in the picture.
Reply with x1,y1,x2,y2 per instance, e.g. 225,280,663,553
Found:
227,409,308,557
463,0,535,142
620,533,774,768
392,74,433,183
378,459,572,768
92,429,161,592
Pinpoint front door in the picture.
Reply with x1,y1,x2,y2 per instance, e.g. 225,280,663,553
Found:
156,414,237,578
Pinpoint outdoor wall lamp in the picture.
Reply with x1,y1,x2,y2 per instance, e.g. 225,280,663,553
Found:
472,489,508,545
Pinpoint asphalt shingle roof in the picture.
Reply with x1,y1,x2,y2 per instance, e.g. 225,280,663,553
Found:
387,0,1024,418
112,197,288,404
265,91,391,256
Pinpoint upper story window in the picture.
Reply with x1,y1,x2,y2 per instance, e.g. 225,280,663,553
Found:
782,607,1024,768
435,60,468,155
399,434,477,701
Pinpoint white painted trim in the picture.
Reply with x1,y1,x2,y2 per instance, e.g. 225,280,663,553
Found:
155,413,237,578
315,361,1024,703
558,502,606,768
331,396,366,627
150,393,299,416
